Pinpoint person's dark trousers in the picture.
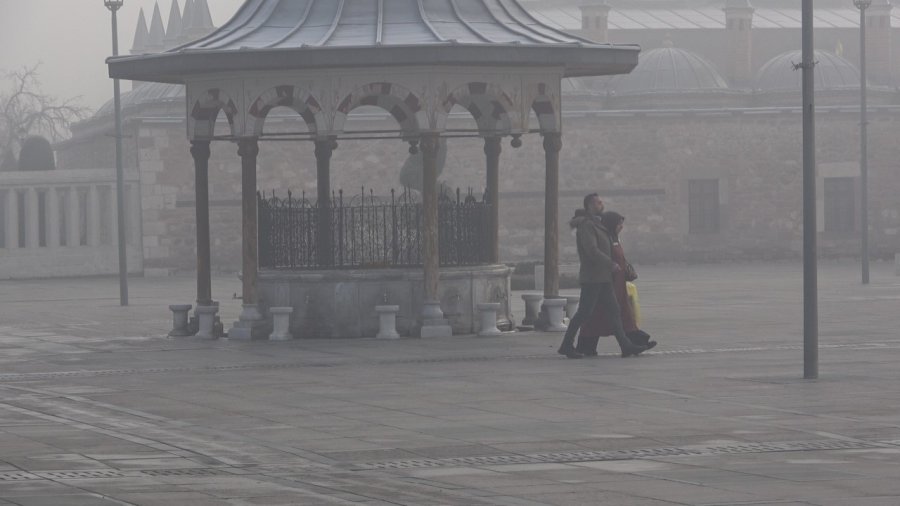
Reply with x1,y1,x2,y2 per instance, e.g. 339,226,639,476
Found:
560,282,634,354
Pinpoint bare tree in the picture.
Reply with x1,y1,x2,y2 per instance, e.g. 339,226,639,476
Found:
0,64,87,170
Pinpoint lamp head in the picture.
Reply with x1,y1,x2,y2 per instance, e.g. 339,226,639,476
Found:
854,0,873,9
104,0,124,11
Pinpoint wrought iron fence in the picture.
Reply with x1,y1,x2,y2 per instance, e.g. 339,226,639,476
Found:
258,187,492,270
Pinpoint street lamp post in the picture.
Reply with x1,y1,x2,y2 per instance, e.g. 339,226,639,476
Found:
104,0,129,306
801,0,818,379
855,0,872,285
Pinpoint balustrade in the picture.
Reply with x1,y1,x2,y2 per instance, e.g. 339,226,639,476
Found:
0,169,142,278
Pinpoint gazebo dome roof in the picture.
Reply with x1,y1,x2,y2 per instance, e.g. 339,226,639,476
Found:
108,0,639,83
608,47,729,96
186,0,583,49
756,50,859,91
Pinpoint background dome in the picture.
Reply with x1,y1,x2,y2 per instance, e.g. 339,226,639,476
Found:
755,50,860,92
609,47,729,96
95,82,185,118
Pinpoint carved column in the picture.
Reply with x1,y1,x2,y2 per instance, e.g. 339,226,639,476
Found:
314,138,334,267
230,138,265,339
422,133,440,303
191,140,212,306
542,132,562,299
484,136,501,264
419,133,452,337
239,138,260,307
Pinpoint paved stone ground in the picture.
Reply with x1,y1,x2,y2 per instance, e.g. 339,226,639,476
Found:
0,260,899,505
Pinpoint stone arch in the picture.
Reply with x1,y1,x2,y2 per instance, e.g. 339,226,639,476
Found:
248,85,323,137
333,82,426,136
531,82,560,133
189,88,239,140
439,82,518,135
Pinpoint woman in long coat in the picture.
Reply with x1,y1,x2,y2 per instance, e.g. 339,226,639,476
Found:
575,211,657,356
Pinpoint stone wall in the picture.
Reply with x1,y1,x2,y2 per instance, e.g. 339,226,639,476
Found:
57,104,900,273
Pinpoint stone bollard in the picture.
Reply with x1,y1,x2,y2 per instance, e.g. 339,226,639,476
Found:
476,302,502,337
195,305,219,340
375,305,401,339
521,294,543,326
564,296,580,319
168,304,193,337
269,307,293,341
542,298,568,332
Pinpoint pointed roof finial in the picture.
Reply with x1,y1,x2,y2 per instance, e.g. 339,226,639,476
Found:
180,0,215,42
164,0,183,49
191,0,215,31
147,2,166,52
131,8,150,55
181,0,196,37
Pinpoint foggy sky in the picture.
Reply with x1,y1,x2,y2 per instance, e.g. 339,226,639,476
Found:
0,0,243,112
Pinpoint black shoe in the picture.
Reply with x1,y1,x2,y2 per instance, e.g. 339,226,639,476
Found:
582,351,599,357
557,347,584,359
644,340,658,352
621,344,648,358
627,330,652,347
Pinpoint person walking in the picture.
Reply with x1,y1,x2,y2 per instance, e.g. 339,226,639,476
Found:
576,211,657,356
557,194,647,359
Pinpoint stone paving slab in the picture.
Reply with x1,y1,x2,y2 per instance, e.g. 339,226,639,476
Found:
0,260,898,505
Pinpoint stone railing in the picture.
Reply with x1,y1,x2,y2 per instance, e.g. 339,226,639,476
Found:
0,169,143,279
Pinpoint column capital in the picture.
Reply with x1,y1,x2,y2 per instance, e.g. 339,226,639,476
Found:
237,138,259,159
420,133,440,155
190,140,210,161
542,132,562,153
483,136,503,157
314,138,336,160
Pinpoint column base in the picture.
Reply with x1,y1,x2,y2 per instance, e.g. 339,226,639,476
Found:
229,304,270,340
419,301,453,338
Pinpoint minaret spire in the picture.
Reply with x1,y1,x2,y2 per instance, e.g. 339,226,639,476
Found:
130,8,150,55
180,0,196,42
164,0,183,49
182,0,215,42
192,0,214,31
147,2,166,53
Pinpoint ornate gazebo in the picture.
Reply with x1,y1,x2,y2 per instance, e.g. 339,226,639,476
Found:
108,0,639,339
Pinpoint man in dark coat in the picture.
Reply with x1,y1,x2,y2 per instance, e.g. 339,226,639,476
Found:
557,194,647,359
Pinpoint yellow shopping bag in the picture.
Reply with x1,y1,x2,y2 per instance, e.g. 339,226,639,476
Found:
626,281,641,327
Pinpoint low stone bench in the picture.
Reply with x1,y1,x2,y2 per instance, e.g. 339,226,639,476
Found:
375,305,401,339
269,307,293,341
521,294,543,326
476,302,502,337
541,298,568,332
168,304,193,337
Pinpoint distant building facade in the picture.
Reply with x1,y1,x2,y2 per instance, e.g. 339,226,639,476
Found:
57,0,900,274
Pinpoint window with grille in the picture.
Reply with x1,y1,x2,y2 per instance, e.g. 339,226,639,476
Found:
824,177,855,234
688,179,720,234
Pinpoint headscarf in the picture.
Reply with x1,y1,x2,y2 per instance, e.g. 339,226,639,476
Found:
600,211,625,242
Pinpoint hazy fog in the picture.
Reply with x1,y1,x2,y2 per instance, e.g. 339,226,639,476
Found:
0,0,243,112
